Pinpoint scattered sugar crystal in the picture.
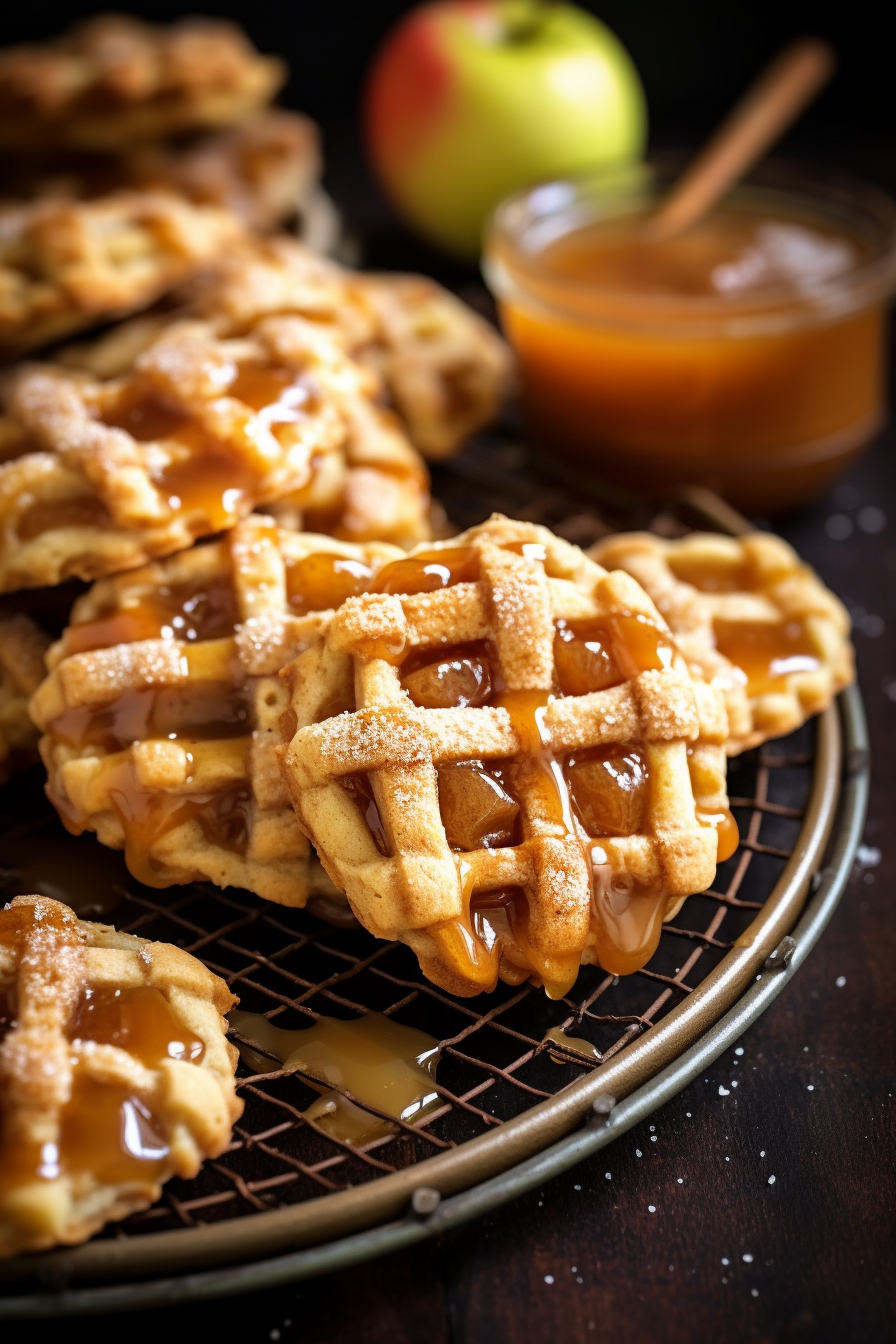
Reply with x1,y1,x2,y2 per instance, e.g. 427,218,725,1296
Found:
768,1175,776,1185
836,976,847,988
743,1254,753,1263
648,1205,656,1213
544,1275,554,1285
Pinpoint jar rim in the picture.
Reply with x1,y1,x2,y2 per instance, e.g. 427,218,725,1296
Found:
483,158,896,338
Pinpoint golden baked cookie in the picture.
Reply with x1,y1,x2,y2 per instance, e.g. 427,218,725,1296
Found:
345,272,512,461
0,192,245,362
0,111,322,236
0,613,51,782
0,15,285,152
0,894,241,1258
58,235,510,459
590,532,854,754
277,515,732,999
97,235,511,460
0,307,429,593
30,516,404,905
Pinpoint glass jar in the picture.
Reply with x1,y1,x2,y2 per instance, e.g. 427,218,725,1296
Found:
484,161,896,512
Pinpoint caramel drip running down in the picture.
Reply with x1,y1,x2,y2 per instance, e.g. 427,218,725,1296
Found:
228,1011,440,1146
713,619,821,697
589,847,670,977
56,1072,170,1186
109,363,314,535
103,765,250,887
542,1025,602,1063
491,689,582,999
697,805,740,862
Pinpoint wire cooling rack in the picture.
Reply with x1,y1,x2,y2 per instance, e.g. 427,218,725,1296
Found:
0,433,865,1312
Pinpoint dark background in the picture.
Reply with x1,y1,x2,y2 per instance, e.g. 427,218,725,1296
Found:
1,1,895,165
3,4,896,1342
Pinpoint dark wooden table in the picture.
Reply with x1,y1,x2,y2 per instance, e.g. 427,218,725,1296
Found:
58,148,896,1343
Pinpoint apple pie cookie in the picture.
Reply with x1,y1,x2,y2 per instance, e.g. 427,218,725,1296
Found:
30,516,404,905
345,273,512,461
591,532,854,754
0,307,430,593
0,614,51,783
0,192,245,362
0,15,285,152
0,894,241,1257
277,516,733,999
179,236,511,459
0,111,322,236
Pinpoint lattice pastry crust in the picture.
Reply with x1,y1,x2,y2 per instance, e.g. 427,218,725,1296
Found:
591,532,853,754
0,894,241,1258
0,307,429,593
0,111,322,236
344,273,512,461
0,614,51,783
0,15,285,152
278,515,732,999
80,234,511,461
0,192,245,362
30,516,405,906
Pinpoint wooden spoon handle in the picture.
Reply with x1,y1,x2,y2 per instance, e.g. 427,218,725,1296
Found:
646,38,836,243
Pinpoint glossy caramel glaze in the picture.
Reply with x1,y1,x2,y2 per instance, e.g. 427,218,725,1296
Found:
0,903,203,1195
68,985,204,1067
543,1025,602,1063
713,619,821,697
229,1010,440,1146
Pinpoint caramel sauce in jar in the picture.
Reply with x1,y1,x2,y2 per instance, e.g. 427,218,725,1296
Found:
486,165,896,511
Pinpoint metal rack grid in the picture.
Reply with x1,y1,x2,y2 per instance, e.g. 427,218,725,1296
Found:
0,725,816,1260
0,434,852,1301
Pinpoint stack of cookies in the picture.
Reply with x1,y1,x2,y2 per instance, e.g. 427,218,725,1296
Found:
0,15,854,1260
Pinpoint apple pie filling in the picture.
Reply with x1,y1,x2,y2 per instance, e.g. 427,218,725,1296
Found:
0,903,202,1196
713,618,821,698
340,595,736,983
64,578,240,654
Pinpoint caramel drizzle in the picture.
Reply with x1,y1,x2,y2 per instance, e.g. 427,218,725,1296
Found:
228,1010,440,1147
0,905,203,1193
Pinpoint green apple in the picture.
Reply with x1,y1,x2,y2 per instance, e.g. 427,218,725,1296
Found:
364,0,647,259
